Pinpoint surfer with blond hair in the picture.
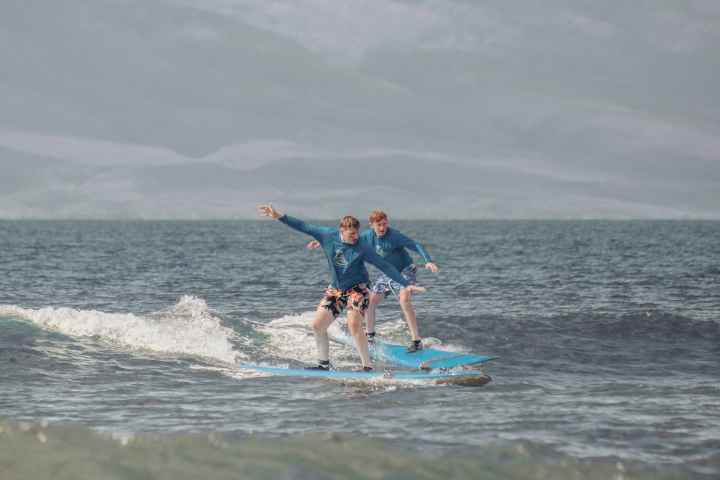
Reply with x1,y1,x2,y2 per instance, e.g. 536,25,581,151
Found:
257,204,426,371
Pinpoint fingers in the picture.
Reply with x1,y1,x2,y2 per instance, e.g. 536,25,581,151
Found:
425,263,439,273
256,203,279,218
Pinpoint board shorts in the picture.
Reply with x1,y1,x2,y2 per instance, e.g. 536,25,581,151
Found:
371,264,417,298
320,283,370,318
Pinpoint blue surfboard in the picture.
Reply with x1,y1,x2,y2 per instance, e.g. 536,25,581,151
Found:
333,333,497,370
240,364,492,385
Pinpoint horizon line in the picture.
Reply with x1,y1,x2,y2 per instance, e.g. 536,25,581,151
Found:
1,217,718,222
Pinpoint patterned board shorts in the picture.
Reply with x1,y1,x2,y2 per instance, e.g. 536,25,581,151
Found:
320,284,370,318
371,265,417,297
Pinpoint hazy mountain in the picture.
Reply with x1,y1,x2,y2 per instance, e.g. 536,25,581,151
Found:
1,0,718,219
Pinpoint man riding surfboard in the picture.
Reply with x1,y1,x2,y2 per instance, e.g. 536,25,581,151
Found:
308,210,438,352
257,204,426,371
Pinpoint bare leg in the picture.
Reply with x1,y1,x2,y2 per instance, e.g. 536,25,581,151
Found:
347,309,372,367
399,288,421,341
311,305,336,362
365,292,383,334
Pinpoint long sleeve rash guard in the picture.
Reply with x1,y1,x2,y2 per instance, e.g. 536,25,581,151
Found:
360,227,432,272
278,215,410,291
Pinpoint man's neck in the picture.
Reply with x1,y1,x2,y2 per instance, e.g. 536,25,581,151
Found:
339,233,356,245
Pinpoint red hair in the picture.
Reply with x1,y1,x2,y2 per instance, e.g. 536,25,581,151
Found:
368,210,388,224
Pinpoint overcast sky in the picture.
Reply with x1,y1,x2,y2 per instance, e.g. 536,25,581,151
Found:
1,0,719,219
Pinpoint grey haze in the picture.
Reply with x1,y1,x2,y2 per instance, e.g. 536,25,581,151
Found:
1,0,719,219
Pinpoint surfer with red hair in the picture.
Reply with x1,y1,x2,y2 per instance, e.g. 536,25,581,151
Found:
257,204,426,371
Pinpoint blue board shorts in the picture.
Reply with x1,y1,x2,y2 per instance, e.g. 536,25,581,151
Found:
371,265,417,297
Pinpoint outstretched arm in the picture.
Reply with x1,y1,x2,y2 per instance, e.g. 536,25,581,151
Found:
257,204,332,240
396,232,439,273
363,247,426,293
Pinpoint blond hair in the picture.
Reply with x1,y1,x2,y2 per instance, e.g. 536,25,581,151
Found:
339,215,360,230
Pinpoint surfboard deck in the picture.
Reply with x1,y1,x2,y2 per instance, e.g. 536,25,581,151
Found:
333,332,497,370
240,364,492,386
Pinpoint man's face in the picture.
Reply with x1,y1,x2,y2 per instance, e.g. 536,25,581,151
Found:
340,227,359,244
371,218,389,237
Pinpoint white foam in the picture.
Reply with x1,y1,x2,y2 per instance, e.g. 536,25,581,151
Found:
258,312,356,366
256,312,468,368
375,318,468,353
0,296,243,364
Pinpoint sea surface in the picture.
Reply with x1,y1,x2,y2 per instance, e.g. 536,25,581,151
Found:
1,220,718,479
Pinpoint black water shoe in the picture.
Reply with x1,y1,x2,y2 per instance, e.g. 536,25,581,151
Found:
407,340,423,353
305,360,332,371
353,366,374,372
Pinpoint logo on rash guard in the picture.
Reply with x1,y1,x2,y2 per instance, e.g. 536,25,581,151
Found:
333,249,348,267
375,244,386,257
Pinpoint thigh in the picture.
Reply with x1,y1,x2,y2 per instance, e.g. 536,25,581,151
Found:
368,292,384,306
399,287,414,304
319,288,348,319
346,308,364,326
313,303,336,330
371,274,393,299
346,284,369,316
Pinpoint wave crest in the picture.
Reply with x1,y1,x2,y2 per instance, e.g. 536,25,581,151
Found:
0,295,243,364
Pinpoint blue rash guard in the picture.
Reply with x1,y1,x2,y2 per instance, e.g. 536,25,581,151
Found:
278,215,410,291
360,227,433,272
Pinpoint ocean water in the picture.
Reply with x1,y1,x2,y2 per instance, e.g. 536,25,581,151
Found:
1,220,718,479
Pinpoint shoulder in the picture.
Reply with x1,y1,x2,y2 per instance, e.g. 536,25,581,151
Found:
357,241,375,254
387,228,407,241
359,229,374,244
320,227,339,240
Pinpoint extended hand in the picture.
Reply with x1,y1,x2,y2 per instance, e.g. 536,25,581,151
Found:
425,262,439,273
403,285,426,294
307,240,321,250
257,203,282,219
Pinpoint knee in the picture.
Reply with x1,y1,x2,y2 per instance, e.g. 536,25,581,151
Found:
399,293,413,309
311,321,322,334
312,317,329,334
347,314,361,333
